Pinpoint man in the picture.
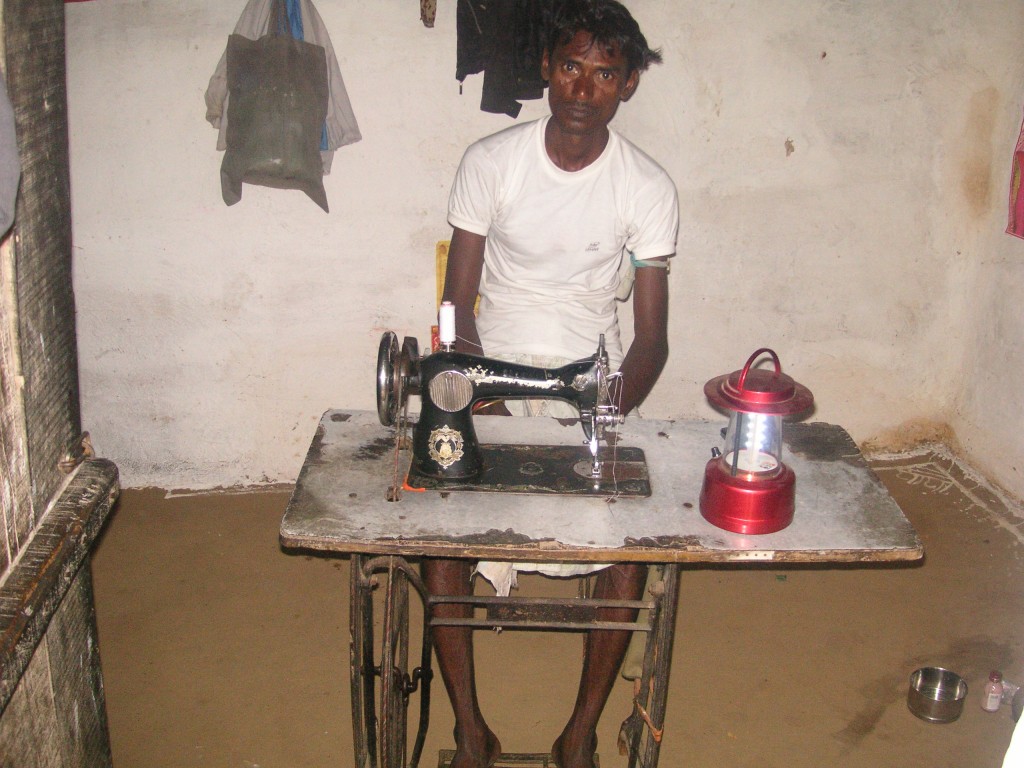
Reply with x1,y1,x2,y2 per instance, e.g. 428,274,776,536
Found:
424,3,678,767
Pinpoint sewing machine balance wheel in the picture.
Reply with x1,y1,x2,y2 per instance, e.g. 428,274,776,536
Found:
376,332,400,426
376,332,419,426
379,560,412,768
349,555,433,768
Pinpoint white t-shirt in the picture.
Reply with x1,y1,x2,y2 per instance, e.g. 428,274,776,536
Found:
448,116,679,368
1005,716,1024,767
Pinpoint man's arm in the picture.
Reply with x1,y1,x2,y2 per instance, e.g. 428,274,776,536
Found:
616,257,671,415
441,227,513,416
440,227,487,354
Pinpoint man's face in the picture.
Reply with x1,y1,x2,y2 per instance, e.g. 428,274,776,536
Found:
542,31,639,138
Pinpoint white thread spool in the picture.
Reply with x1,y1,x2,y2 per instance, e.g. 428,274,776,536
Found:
439,301,456,347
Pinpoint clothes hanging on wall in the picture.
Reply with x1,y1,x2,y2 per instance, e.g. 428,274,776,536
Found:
1007,108,1024,239
456,0,550,118
205,0,361,176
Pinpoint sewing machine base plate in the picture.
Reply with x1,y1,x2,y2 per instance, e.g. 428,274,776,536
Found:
407,445,650,497
438,750,600,767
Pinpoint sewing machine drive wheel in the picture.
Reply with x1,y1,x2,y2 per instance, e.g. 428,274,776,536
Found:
351,557,433,768
376,332,401,426
380,559,411,768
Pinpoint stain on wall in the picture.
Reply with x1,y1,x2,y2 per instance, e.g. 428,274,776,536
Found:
961,86,999,219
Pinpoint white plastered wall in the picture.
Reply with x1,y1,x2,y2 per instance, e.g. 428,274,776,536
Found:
65,1,1024,499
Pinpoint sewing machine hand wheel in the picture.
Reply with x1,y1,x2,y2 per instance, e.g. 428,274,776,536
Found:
376,333,400,425
376,333,419,426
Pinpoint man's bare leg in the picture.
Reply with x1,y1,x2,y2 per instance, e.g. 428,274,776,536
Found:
423,557,501,768
552,563,647,768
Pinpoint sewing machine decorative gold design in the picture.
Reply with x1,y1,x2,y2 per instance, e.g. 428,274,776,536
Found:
375,330,650,496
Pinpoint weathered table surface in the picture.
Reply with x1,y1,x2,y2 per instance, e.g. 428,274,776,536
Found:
279,410,923,564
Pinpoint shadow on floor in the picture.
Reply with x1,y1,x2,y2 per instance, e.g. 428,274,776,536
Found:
91,447,1024,768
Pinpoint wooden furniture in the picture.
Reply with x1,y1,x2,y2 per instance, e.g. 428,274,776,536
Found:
0,2,119,760
281,410,922,768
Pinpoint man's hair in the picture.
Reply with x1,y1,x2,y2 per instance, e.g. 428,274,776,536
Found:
547,0,663,73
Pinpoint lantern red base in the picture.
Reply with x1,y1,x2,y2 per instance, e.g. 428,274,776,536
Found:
699,459,796,535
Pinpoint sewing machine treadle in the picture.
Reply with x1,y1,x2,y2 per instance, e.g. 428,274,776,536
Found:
438,750,600,767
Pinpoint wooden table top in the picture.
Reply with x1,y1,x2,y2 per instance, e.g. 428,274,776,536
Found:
280,410,923,564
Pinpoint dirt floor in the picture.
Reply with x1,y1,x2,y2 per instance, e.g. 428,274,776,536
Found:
91,446,1024,768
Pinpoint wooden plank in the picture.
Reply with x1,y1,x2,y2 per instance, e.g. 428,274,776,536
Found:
40,566,113,766
0,459,119,715
0,566,112,767
0,641,62,768
4,0,79,523
0,2,115,764
0,219,28,576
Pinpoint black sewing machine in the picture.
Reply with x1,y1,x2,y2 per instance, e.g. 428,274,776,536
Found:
375,331,650,496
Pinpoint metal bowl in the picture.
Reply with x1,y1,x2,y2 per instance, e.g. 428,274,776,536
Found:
907,667,968,723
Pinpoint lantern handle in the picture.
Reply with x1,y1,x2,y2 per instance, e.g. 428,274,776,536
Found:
736,348,781,391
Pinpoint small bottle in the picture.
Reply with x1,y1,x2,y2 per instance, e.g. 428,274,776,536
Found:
982,670,1004,712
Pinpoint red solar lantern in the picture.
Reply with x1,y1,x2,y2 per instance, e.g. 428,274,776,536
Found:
699,348,814,535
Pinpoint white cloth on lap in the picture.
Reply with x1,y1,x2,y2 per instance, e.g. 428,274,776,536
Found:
474,560,609,597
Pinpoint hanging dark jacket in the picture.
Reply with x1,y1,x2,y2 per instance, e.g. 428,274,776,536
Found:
457,0,551,118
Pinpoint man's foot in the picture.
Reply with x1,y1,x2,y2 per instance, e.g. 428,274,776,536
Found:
551,731,597,768
450,724,501,768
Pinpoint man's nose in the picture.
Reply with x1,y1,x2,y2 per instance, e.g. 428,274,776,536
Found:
572,74,594,101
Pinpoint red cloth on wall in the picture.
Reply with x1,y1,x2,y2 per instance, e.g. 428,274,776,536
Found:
1006,109,1024,239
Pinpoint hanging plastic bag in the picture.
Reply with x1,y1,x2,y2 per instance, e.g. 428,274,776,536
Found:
220,0,330,211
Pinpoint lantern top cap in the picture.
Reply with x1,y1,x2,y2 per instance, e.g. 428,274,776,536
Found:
704,348,814,415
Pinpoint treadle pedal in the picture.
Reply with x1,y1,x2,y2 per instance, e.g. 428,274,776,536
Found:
437,751,599,767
